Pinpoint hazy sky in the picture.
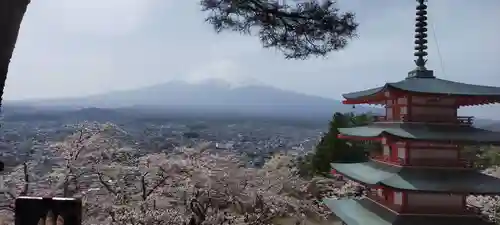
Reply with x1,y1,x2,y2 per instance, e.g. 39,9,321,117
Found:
4,0,500,117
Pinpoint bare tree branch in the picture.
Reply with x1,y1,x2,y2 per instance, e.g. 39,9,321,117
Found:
97,171,117,195
19,162,29,196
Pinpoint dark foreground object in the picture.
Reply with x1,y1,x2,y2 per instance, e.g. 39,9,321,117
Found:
15,197,82,225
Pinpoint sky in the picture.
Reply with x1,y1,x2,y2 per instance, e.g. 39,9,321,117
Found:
3,0,500,118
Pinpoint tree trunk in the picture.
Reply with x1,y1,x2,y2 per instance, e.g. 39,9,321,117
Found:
0,0,31,107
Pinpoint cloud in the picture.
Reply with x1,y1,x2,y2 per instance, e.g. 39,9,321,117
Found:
4,0,500,118
184,58,265,88
186,59,238,82
33,0,158,36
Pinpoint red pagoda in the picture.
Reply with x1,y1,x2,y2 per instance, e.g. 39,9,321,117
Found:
323,1,500,225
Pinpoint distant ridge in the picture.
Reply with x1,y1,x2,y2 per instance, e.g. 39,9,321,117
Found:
8,79,382,121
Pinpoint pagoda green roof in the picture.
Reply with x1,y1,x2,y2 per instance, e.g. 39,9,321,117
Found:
343,77,500,100
323,198,494,225
338,123,500,143
331,160,500,194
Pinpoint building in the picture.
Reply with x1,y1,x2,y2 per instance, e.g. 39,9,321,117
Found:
323,1,500,225
215,142,234,150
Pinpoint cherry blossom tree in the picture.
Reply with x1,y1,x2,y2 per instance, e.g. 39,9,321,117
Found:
1,122,362,224
90,144,358,224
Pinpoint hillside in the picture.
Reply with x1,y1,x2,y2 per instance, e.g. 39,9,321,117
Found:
0,122,355,225
475,119,500,132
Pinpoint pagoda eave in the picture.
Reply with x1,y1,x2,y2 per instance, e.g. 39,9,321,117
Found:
342,86,403,105
324,198,494,225
337,124,500,145
324,198,390,225
343,79,500,103
330,161,500,195
342,86,385,102
342,81,500,107
343,94,500,107
342,99,385,105
337,134,383,142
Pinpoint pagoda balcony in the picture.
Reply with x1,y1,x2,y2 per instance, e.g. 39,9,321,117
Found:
403,115,474,126
373,115,387,122
371,155,472,168
374,115,474,126
371,155,403,166
407,158,472,168
367,192,479,215
366,191,402,212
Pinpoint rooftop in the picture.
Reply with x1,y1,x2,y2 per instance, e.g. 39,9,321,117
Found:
343,76,500,101
323,198,494,225
338,122,500,144
331,160,500,194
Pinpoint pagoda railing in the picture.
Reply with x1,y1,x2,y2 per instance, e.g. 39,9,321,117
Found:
373,116,387,122
404,205,480,215
403,115,474,126
374,115,474,126
457,116,475,125
371,155,403,166
366,192,401,212
407,158,471,168
367,192,480,215
371,155,472,168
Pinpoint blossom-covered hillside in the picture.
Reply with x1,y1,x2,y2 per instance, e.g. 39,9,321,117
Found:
0,122,360,225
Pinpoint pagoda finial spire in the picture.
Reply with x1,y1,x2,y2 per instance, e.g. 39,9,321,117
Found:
407,0,434,78
414,0,428,69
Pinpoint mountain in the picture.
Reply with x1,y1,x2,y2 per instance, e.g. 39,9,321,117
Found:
7,79,500,127
10,79,381,121
475,119,500,132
